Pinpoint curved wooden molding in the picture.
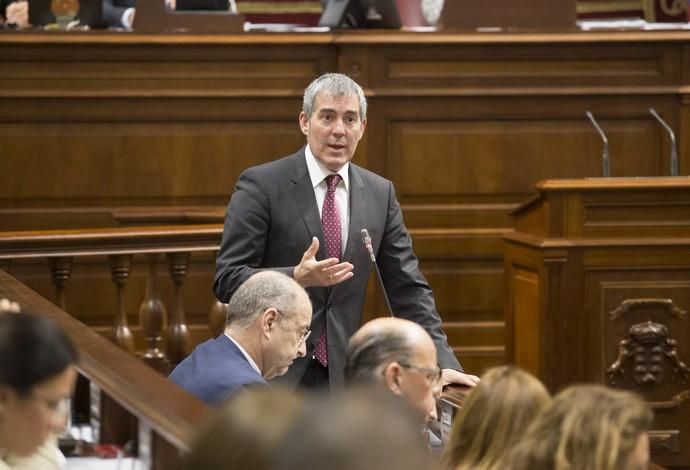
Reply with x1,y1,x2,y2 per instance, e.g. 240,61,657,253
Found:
610,298,686,320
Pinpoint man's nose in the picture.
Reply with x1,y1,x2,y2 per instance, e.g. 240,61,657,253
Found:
332,119,345,135
296,340,307,358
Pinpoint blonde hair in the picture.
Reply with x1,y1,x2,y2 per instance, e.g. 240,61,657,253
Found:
441,366,550,470
504,384,652,470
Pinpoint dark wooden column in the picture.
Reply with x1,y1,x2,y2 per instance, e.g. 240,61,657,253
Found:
49,256,73,310
139,254,170,374
109,254,135,355
166,252,192,365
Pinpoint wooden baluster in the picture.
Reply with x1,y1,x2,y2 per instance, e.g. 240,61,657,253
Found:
166,252,192,365
49,256,73,310
207,250,227,338
139,254,170,374
208,300,228,338
109,254,135,355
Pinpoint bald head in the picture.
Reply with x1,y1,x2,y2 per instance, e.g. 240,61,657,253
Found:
344,318,435,384
226,271,311,330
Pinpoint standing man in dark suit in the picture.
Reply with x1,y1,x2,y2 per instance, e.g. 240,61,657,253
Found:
214,73,479,389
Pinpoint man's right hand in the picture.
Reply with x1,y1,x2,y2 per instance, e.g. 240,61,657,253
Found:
293,237,354,287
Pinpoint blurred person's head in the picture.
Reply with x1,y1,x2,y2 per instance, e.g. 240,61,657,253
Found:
441,366,550,470
344,317,441,425
505,384,652,470
185,388,304,470
272,387,433,470
225,271,312,380
0,311,78,456
299,73,367,172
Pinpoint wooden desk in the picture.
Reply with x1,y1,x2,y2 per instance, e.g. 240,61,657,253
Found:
504,177,690,468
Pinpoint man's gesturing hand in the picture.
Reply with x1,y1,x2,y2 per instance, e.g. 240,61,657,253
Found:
293,237,354,287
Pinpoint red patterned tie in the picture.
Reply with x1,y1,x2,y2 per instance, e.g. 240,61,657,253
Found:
313,174,341,367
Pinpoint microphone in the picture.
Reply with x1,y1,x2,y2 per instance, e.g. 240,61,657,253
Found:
360,229,394,317
586,111,610,177
649,108,679,176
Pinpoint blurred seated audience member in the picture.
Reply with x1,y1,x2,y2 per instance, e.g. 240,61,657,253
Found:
185,388,304,470
441,365,550,470
103,0,135,29
503,384,652,470
272,387,433,470
169,271,312,405
1,0,29,28
0,308,78,469
344,317,443,428
4,436,65,470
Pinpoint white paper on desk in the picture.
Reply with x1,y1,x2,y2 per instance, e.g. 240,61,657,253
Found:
578,19,690,30
66,457,142,469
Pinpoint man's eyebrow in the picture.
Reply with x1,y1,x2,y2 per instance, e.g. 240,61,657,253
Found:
317,108,359,115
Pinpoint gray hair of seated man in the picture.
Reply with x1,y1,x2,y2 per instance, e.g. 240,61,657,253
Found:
225,271,307,329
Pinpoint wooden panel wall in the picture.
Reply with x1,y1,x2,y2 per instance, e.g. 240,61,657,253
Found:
3,31,690,375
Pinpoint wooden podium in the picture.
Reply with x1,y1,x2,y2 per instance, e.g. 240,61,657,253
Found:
504,177,690,468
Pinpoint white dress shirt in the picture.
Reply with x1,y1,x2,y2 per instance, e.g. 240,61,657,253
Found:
225,333,261,376
304,145,350,256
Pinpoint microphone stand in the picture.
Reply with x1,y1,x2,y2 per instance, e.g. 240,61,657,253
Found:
649,108,679,177
361,229,394,317
586,111,610,177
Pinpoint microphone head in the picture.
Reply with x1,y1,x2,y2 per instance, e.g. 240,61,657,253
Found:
361,228,376,262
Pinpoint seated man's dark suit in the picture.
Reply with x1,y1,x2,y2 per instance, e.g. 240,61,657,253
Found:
168,335,267,405
214,148,461,388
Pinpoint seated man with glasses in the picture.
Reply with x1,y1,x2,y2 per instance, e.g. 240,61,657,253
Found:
344,317,443,429
169,271,312,405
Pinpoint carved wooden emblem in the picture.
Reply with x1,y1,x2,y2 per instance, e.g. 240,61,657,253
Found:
607,320,690,386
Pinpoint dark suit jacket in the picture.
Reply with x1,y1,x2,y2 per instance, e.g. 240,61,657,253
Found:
214,148,462,388
168,335,267,405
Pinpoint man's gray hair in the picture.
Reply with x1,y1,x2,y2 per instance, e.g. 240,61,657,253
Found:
302,73,367,121
344,329,414,384
226,271,306,329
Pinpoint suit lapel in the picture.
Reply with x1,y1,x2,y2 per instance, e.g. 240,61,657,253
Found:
343,165,366,264
289,150,328,261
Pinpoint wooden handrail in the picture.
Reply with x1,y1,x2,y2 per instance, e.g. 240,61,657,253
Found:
0,225,222,260
0,270,209,452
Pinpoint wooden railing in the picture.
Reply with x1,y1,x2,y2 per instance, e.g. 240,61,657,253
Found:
0,225,225,370
0,225,471,452
0,269,210,470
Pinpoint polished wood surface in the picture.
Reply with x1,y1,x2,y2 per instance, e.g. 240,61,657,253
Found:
504,177,690,469
3,29,690,374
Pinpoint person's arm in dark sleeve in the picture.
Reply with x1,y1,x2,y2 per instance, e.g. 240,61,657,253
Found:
213,169,294,302
377,181,462,371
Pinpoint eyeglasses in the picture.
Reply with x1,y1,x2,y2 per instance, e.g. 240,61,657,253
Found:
398,362,442,384
276,310,311,347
